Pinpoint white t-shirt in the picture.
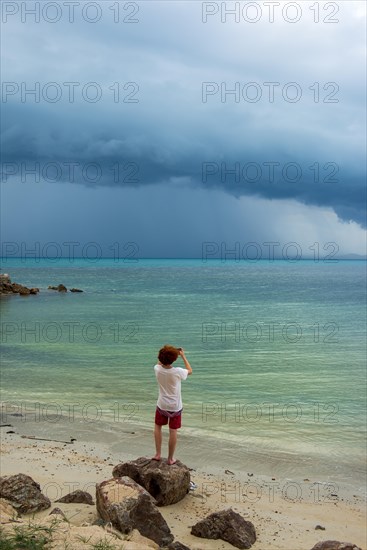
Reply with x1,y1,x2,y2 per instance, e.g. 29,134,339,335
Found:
154,364,188,412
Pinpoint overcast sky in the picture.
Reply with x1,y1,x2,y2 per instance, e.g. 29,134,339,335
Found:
1,1,366,258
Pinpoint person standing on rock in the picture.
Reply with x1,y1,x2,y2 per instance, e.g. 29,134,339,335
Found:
153,345,192,465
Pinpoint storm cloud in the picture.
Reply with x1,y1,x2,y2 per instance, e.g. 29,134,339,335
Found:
1,1,366,255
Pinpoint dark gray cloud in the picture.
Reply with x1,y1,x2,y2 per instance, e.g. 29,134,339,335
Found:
1,1,366,254
2,96,366,227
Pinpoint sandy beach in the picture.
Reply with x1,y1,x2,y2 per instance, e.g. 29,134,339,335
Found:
0,407,365,550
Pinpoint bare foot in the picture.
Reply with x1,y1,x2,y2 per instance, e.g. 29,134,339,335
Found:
151,455,161,461
167,458,177,465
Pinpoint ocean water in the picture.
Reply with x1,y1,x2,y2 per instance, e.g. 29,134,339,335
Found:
1,259,366,490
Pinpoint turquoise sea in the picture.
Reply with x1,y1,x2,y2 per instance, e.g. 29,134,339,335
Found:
1,259,366,492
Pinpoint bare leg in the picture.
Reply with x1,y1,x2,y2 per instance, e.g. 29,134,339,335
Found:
167,428,177,464
153,424,162,460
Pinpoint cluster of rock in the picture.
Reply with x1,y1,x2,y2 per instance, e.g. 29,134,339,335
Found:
0,460,363,550
0,274,39,296
48,284,83,292
0,274,83,295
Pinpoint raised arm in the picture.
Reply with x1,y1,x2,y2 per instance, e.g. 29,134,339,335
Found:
178,348,192,375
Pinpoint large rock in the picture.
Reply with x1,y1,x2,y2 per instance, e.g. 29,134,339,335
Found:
0,474,51,514
112,457,190,506
310,542,362,550
191,508,256,549
56,490,94,505
96,476,173,547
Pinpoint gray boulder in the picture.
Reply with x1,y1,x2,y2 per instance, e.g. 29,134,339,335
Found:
112,457,190,506
96,476,173,547
191,508,256,549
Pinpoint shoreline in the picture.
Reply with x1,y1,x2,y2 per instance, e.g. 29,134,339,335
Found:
1,402,365,499
1,408,366,549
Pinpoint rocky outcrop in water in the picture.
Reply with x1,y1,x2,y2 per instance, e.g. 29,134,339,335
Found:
48,284,83,292
1,274,84,295
0,274,39,296
48,284,67,292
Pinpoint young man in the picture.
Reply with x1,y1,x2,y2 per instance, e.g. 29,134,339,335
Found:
153,345,192,465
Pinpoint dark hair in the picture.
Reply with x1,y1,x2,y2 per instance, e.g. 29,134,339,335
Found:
158,345,180,366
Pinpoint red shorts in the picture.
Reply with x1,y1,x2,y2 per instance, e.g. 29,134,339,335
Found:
155,407,182,429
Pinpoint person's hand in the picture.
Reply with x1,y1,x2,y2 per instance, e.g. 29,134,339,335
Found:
178,347,185,357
